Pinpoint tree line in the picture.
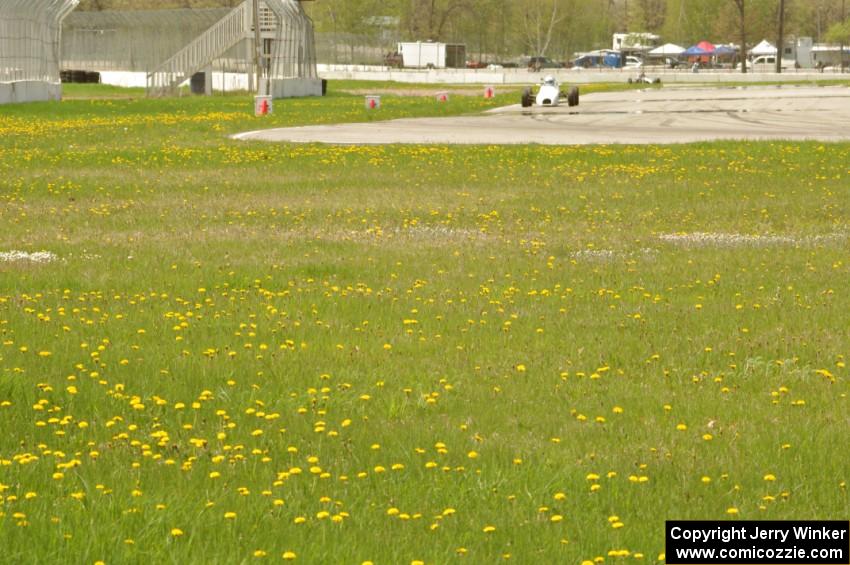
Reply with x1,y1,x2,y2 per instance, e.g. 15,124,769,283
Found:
75,0,850,62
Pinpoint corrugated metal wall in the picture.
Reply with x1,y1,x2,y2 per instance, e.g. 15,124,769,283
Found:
0,0,78,83
62,8,230,72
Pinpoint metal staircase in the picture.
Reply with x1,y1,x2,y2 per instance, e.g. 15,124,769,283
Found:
145,0,316,97
146,1,252,97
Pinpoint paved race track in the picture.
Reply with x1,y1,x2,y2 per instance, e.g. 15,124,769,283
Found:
233,86,850,145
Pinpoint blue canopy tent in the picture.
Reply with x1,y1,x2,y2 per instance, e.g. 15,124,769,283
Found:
683,46,708,56
713,45,738,67
684,45,711,65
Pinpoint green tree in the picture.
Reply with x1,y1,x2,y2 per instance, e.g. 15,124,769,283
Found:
630,0,667,31
517,0,567,56
401,0,468,41
824,18,850,44
316,0,380,63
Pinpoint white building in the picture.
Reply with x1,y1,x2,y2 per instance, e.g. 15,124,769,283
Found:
62,0,321,98
612,32,660,54
811,45,850,68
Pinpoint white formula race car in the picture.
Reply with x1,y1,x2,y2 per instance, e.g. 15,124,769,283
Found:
521,75,579,108
627,71,661,85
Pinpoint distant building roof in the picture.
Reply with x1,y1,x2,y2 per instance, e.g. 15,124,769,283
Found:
811,44,850,53
613,32,660,50
365,16,399,27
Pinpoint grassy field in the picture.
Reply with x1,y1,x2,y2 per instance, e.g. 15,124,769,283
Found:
1,83,848,564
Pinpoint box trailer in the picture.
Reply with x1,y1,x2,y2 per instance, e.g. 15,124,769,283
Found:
397,42,466,69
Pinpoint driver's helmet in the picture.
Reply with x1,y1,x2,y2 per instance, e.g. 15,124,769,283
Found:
543,75,556,86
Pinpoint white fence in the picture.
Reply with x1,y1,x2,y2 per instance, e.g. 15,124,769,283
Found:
317,64,849,85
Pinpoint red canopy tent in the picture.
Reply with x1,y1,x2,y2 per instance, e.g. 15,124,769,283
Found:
688,40,716,64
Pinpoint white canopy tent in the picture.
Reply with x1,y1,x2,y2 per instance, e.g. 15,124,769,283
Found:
648,43,686,56
749,39,777,56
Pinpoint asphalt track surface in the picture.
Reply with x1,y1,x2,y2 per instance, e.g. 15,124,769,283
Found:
233,86,850,145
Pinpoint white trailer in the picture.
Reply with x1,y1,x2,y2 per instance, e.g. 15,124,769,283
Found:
397,42,465,69
790,37,814,69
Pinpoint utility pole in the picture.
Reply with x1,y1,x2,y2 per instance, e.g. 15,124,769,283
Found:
733,0,747,74
842,0,846,72
624,0,629,31
252,0,263,93
775,0,785,73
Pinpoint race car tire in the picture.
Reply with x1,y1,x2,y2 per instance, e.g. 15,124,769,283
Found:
567,86,579,107
521,87,533,108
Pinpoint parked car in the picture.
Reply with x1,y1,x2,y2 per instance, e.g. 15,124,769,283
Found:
736,55,798,71
384,52,403,68
572,52,621,69
573,54,605,68
525,56,564,71
624,56,643,68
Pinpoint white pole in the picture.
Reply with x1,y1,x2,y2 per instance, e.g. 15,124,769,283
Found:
253,0,263,93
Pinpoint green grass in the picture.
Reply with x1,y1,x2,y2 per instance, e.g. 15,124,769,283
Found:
1,83,848,564
61,83,148,99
